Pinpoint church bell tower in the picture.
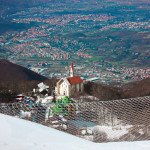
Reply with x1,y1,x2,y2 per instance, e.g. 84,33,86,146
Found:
70,61,74,77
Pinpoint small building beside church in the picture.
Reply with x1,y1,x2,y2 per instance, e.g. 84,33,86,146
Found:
56,61,84,97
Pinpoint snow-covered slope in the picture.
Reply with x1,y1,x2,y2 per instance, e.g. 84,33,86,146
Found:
0,114,150,150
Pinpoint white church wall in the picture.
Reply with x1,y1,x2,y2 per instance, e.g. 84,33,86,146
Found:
59,81,69,96
67,85,70,97
57,81,84,97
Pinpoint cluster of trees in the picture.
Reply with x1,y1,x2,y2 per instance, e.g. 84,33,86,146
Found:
0,77,150,103
124,78,150,98
83,77,150,101
0,89,17,103
84,81,123,101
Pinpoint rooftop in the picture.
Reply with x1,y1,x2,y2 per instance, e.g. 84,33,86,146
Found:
67,76,83,85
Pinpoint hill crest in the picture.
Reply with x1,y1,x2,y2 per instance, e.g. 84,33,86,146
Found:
0,59,47,82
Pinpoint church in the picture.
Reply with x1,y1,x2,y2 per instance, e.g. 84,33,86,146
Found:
56,61,84,97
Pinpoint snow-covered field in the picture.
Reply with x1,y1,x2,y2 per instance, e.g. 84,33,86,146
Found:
0,113,150,150
94,125,133,140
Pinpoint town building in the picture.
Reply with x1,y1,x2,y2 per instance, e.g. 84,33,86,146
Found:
56,61,84,97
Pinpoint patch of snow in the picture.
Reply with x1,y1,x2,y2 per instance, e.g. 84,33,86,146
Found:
87,129,93,135
16,98,23,100
80,95,99,100
94,125,133,140
19,110,31,118
139,129,144,135
17,94,23,96
59,115,67,122
52,120,59,124
62,124,67,129
81,130,86,135
0,114,150,150
38,82,49,90
36,96,53,103
37,82,49,93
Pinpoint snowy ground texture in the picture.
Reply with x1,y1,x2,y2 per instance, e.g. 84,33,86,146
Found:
1,114,150,150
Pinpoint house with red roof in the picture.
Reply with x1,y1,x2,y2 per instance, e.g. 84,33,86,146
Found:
56,61,84,97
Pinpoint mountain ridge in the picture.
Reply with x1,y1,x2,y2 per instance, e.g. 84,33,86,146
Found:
0,59,47,82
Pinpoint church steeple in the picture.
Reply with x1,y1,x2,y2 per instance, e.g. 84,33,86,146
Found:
70,61,74,77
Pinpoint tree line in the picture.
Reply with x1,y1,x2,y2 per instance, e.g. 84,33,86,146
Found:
0,78,150,103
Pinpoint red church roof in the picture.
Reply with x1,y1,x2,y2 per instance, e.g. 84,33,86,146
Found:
67,76,83,85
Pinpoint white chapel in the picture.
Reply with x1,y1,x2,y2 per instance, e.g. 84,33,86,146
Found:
56,61,84,97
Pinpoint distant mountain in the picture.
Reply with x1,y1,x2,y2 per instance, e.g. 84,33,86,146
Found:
0,59,47,82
